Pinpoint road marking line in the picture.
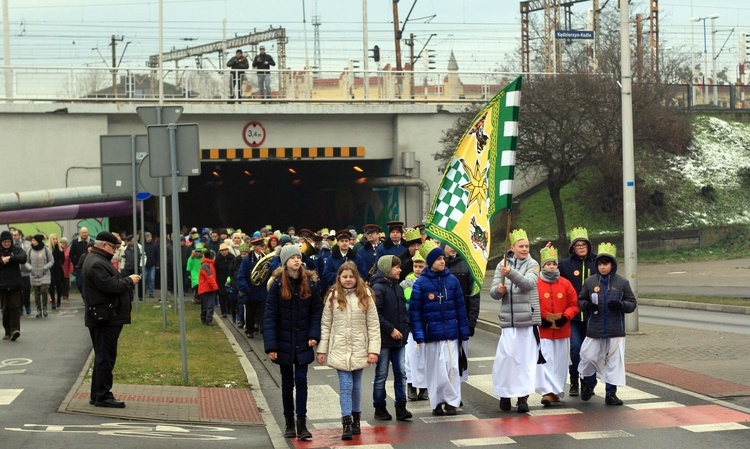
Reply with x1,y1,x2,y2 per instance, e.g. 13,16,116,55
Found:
467,357,495,362
307,385,344,420
420,415,478,424
667,271,688,275
0,389,23,405
626,401,684,410
568,429,634,440
452,436,516,446
681,422,749,432
312,366,333,370
608,385,659,401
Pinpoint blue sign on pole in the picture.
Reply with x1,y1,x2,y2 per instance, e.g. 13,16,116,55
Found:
555,30,595,40
135,192,152,201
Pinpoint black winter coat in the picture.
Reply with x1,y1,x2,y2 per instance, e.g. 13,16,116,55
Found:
214,252,235,288
445,254,481,328
370,271,411,348
264,271,323,366
0,243,27,289
82,248,134,328
577,260,636,338
559,250,597,322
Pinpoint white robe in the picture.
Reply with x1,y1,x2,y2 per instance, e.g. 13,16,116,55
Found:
423,340,461,409
405,333,428,388
578,336,627,386
492,327,538,398
535,338,570,396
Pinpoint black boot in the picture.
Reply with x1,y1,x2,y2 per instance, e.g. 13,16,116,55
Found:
283,417,296,438
373,405,392,420
296,418,312,440
341,415,353,440
395,401,412,420
407,383,418,401
517,395,529,413
569,375,580,397
417,388,429,401
36,308,42,318
43,307,48,317
351,411,361,435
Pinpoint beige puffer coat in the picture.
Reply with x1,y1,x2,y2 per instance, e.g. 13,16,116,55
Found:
318,288,381,371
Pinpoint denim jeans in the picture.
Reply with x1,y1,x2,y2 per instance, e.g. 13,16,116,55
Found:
569,319,587,378
337,369,363,417
257,73,271,99
143,266,156,295
201,291,216,323
373,346,407,406
582,374,617,394
280,363,309,419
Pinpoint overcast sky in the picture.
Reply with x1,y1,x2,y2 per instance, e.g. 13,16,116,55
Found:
2,0,749,80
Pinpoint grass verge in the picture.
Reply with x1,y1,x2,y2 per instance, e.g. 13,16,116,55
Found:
90,301,250,388
640,294,750,307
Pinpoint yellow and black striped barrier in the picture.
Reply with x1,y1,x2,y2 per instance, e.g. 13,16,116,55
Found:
202,147,365,160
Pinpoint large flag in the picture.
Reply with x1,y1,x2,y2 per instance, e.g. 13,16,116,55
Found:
425,76,522,295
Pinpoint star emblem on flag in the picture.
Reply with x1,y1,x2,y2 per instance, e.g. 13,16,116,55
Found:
460,158,488,215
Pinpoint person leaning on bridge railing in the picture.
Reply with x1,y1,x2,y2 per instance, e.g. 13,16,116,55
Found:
226,49,249,100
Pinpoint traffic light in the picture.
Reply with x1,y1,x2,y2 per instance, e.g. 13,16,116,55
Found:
370,45,380,62
427,49,436,70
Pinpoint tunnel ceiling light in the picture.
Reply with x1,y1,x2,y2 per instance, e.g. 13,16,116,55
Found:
244,170,252,176
212,171,221,177
288,168,297,174
353,166,364,173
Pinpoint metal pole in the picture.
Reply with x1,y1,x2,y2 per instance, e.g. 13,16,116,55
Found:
111,35,118,98
620,0,638,332
157,107,168,329
711,17,718,106
362,0,369,99
169,124,188,382
690,0,695,105
158,0,164,104
139,197,145,306
2,0,13,101
131,136,140,310
703,20,708,104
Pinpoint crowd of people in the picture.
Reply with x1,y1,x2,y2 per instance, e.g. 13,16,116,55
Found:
0,221,636,441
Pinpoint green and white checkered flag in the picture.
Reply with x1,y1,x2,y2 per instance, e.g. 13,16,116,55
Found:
425,76,522,295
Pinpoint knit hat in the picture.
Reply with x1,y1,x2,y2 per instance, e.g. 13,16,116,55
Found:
280,245,302,266
32,234,45,243
60,237,69,244
419,240,444,268
0,231,13,242
145,232,152,238
204,249,215,260
279,235,293,246
377,255,400,276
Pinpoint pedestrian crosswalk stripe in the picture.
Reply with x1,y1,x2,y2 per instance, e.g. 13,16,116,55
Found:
421,415,478,424
608,385,658,401
681,422,749,433
0,389,23,405
526,408,582,417
568,429,634,440
467,357,495,362
626,401,684,410
307,385,345,420
452,436,516,446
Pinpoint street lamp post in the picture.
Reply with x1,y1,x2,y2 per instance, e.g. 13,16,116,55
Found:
691,13,719,105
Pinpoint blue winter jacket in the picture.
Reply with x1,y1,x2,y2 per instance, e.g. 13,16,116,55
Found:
263,270,323,366
409,267,470,343
236,252,269,302
322,245,367,288
558,243,597,322
578,260,637,339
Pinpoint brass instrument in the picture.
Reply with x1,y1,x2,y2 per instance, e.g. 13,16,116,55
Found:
300,237,318,258
250,252,276,286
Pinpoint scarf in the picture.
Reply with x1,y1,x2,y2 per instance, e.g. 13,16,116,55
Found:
540,268,560,283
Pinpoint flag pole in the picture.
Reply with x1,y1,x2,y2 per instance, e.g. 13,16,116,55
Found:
501,208,512,283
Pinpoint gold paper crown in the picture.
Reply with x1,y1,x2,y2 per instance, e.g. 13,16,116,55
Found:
597,242,617,260
412,250,426,263
419,239,440,260
569,227,589,243
404,228,421,243
509,229,528,246
540,246,558,264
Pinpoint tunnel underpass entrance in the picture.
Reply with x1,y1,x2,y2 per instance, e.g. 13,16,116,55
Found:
178,159,397,233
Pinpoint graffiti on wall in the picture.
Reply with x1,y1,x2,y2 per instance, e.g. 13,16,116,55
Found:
1,218,110,241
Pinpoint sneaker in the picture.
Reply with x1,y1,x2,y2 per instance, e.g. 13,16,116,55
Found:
569,382,580,397
10,330,20,341
499,397,511,411
431,404,444,416
605,393,623,406
581,383,595,401
3,335,10,340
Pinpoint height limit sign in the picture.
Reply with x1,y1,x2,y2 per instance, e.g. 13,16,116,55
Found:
243,121,266,147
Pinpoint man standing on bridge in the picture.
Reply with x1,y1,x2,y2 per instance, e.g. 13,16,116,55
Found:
227,49,249,99
253,45,276,101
